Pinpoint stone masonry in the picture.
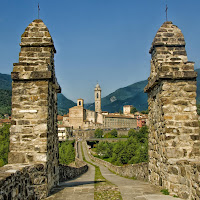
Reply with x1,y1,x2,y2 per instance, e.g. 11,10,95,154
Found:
8,19,61,195
144,21,200,199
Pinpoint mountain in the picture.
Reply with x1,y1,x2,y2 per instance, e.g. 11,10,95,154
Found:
86,69,200,113
57,93,76,115
85,80,148,112
0,73,12,90
0,73,75,116
1,68,200,116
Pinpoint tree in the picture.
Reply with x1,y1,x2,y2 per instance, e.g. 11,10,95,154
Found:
94,128,103,138
110,129,118,137
141,109,149,114
59,140,75,165
0,123,10,167
130,106,137,114
128,129,137,137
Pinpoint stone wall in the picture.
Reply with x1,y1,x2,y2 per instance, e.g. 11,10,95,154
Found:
144,21,200,199
9,19,61,195
59,158,88,182
84,142,148,181
75,128,130,139
0,163,47,199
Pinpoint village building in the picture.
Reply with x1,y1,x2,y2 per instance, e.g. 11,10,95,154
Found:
60,84,138,130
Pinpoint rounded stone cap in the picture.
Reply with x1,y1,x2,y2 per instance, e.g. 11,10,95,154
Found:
150,21,185,53
96,83,100,88
20,19,55,51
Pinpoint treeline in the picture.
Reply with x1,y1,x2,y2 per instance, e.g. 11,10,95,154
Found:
0,124,10,167
94,126,148,166
0,89,12,118
59,140,75,165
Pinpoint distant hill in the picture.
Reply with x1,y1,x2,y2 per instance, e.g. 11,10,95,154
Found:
1,69,200,116
86,69,200,113
57,93,76,115
0,73,75,116
85,80,148,112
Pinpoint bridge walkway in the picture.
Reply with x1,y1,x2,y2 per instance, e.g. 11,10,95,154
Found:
82,142,183,200
45,142,95,200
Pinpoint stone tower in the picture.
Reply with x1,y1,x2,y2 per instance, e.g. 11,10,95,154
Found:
95,83,101,113
9,19,61,194
77,98,84,107
144,21,200,199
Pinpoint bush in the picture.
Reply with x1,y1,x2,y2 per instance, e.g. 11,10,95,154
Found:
104,129,118,138
0,123,10,167
59,140,75,165
94,128,103,138
96,126,149,166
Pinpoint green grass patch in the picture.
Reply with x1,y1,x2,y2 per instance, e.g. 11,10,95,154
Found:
161,189,169,195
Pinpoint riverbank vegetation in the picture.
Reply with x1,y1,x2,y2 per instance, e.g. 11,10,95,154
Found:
94,126,148,166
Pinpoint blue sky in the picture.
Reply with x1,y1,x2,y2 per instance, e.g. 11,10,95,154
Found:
0,0,200,103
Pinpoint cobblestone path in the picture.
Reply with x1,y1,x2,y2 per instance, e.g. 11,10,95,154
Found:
82,142,183,200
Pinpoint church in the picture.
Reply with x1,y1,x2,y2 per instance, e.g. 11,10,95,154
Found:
62,84,137,130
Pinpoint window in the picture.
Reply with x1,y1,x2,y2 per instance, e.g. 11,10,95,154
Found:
79,101,81,106
97,93,99,99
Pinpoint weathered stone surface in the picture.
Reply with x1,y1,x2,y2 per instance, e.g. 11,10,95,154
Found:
59,158,88,182
145,21,200,199
0,163,47,199
8,19,61,197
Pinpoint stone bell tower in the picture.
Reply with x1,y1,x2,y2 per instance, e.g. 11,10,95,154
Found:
9,19,61,194
95,83,101,113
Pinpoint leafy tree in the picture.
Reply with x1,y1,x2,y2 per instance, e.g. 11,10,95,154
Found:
130,106,137,114
128,129,137,137
96,141,113,158
95,126,149,166
141,110,149,114
0,123,10,167
104,129,118,138
59,140,75,165
94,128,103,138
110,129,118,137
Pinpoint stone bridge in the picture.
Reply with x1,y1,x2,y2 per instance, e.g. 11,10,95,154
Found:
0,19,199,200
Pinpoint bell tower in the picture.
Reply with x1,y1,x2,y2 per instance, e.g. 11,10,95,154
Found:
94,83,101,113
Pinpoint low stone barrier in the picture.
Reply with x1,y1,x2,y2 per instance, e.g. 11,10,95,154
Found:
84,142,148,181
0,163,48,200
59,158,88,182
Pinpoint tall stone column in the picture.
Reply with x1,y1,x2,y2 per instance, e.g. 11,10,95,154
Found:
9,19,61,193
144,22,200,199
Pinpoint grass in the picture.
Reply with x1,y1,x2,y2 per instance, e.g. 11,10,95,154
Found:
108,168,137,180
81,142,122,200
161,189,169,195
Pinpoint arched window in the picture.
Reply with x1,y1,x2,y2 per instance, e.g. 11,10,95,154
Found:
79,101,81,106
97,93,99,99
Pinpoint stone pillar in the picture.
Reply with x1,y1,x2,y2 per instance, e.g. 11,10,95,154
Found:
94,83,102,113
9,19,61,194
144,22,200,199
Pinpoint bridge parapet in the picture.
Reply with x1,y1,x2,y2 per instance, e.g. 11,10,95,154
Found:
0,163,47,199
